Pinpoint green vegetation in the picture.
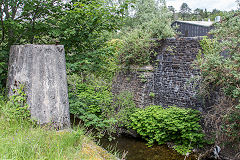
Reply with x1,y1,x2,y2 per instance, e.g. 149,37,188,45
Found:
0,120,85,159
130,106,204,155
0,0,128,88
179,3,192,20
0,89,81,159
117,28,155,66
169,2,226,21
149,92,155,98
63,0,176,141
116,0,175,66
2,0,240,158
195,10,240,144
111,91,137,128
68,74,117,138
0,87,117,160
4,85,30,121
68,73,137,138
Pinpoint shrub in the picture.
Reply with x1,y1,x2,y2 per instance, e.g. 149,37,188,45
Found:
111,91,137,128
68,74,138,137
118,28,155,66
115,0,175,67
195,10,240,143
0,85,30,123
130,106,204,154
68,74,113,116
68,74,118,138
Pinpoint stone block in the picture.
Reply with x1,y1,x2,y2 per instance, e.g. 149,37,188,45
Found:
7,45,70,129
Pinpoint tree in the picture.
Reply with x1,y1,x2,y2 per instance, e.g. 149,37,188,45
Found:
237,0,240,9
212,9,220,14
58,0,127,76
168,5,175,13
194,8,204,20
128,0,174,39
0,0,63,88
180,3,191,13
114,0,175,66
179,2,191,20
168,5,177,20
203,8,208,19
0,0,130,87
0,0,64,45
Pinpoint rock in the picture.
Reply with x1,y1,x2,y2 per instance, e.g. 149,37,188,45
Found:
7,45,70,129
213,145,221,159
199,145,224,160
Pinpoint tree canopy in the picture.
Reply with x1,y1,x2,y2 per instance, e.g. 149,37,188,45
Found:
0,0,130,87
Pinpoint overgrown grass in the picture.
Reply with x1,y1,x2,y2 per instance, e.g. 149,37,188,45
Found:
0,93,116,160
0,97,83,159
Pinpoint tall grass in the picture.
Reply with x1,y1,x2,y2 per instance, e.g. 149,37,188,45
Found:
0,93,87,160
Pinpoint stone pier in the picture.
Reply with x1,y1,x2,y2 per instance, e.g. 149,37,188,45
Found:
7,45,70,128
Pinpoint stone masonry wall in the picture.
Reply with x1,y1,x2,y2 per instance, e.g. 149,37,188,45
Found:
153,37,202,110
112,37,203,110
112,66,154,108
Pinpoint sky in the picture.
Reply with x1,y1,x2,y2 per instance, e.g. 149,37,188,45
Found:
166,0,238,12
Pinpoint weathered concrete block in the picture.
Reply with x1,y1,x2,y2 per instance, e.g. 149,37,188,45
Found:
7,45,70,128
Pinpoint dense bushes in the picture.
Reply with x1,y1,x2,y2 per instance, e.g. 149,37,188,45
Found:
68,74,114,136
117,28,155,66
195,10,240,143
130,106,204,154
69,80,113,116
68,73,137,138
111,91,137,128
113,0,175,66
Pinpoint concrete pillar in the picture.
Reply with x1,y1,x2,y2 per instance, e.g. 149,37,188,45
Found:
7,45,70,129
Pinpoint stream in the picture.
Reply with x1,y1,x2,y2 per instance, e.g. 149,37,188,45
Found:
100,136,198,160
71,115,198,160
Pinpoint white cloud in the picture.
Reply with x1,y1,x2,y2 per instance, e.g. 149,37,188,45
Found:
166,0,237,12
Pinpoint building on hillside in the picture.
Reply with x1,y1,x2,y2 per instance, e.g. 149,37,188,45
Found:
171,20,214,37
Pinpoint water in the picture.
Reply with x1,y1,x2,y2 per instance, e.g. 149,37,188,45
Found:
100,136,198,160
70,114,198,160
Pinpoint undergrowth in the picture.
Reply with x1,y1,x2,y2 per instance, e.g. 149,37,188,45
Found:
130,105,204,155
68,73,137,139
0,88,113,160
